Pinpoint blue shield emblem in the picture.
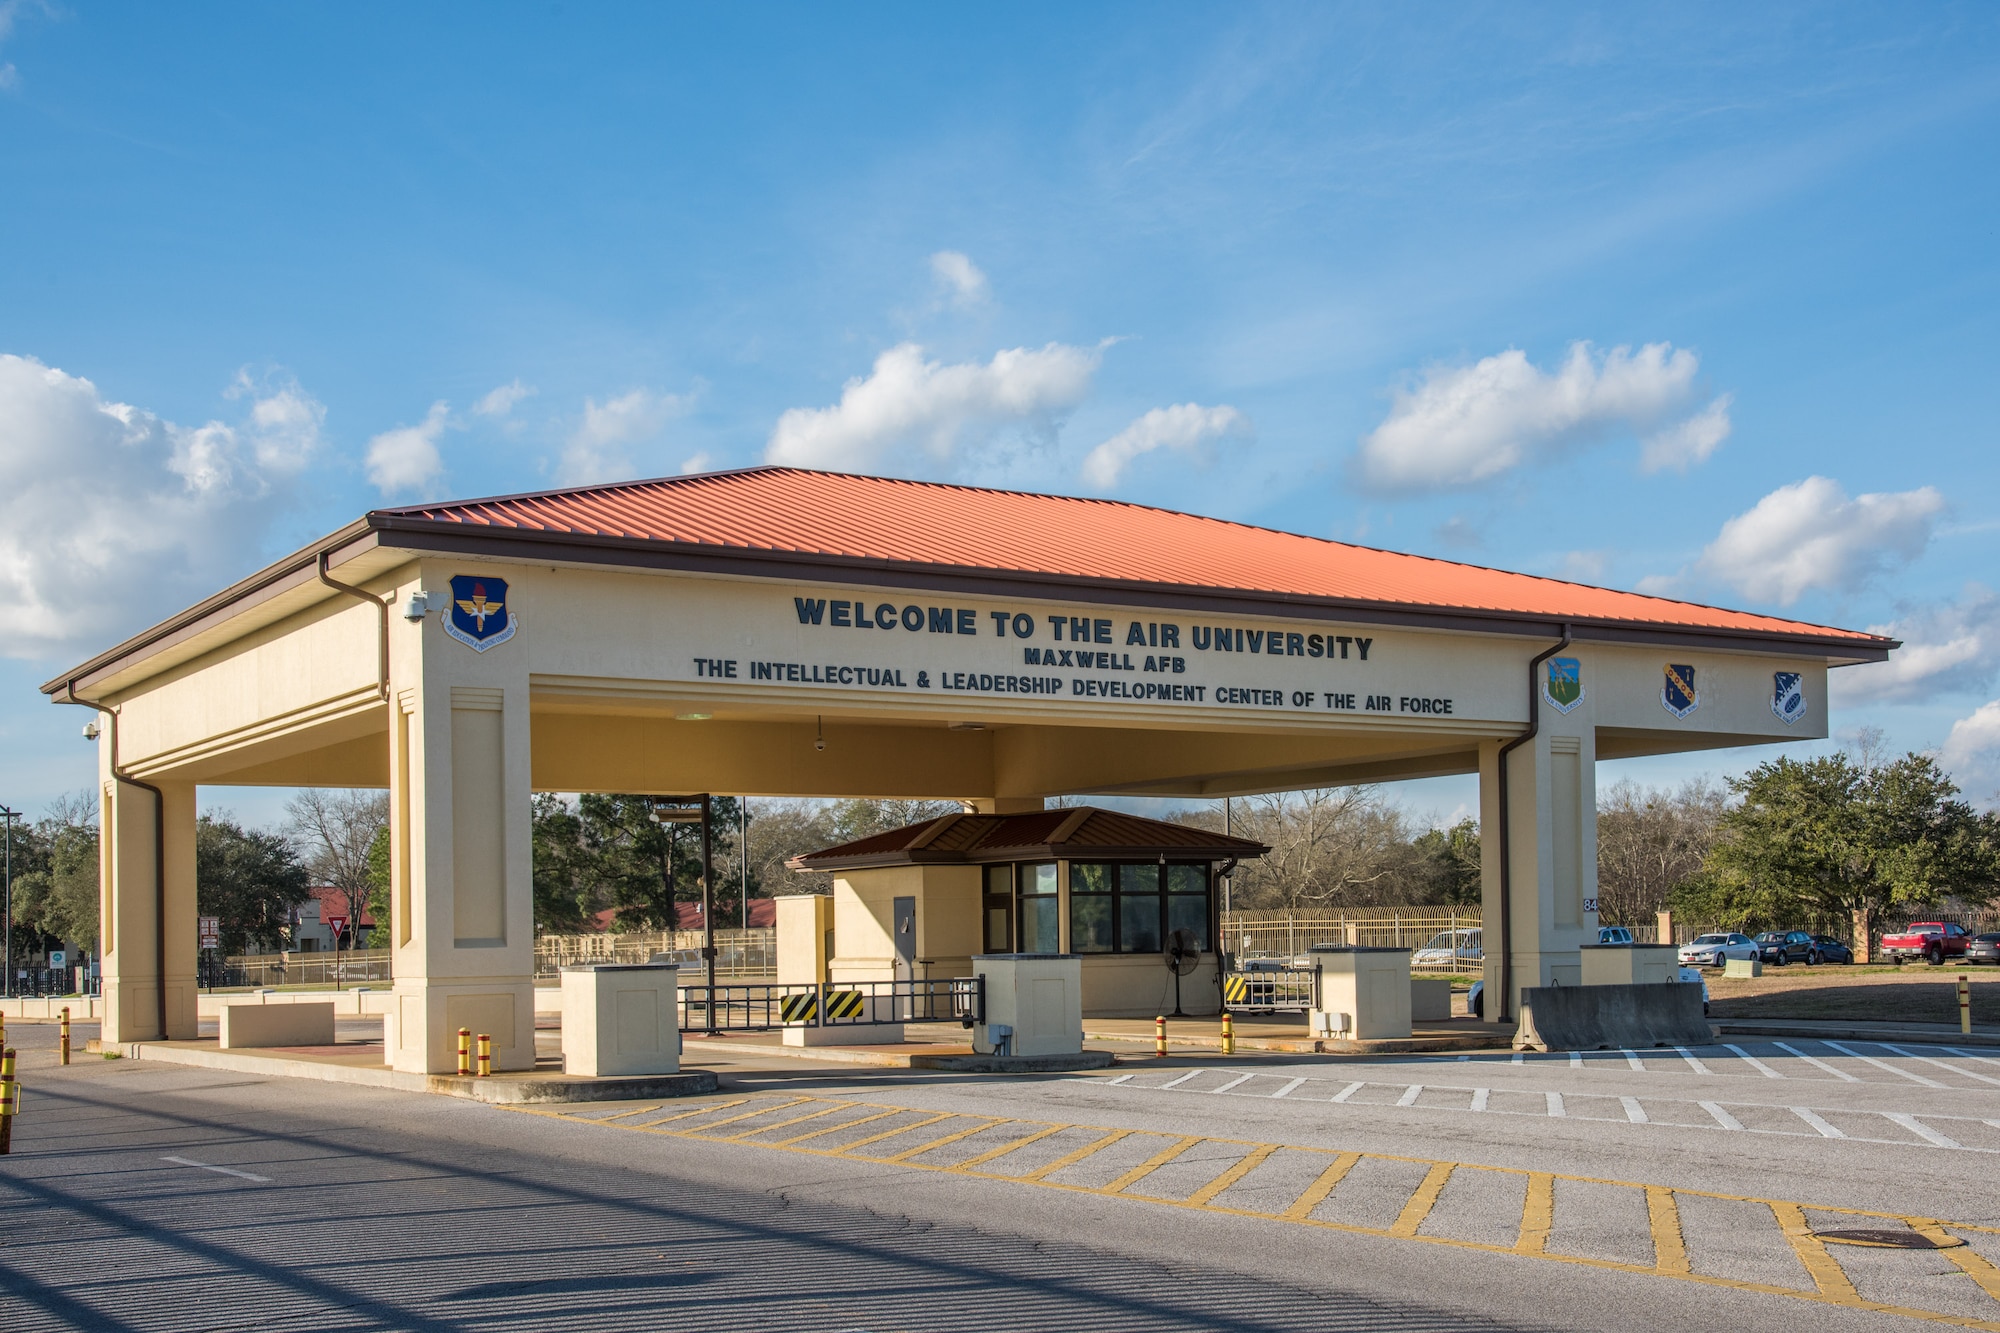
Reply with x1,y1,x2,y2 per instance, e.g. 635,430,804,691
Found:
443,575,516,652
1661,663,1698,719
1544,657,1583,714
1772,671,1806,725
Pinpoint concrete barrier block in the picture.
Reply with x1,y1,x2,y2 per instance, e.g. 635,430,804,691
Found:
220,1002,336,1049
1723,958,1762,978
1410,978,1452,1023
1512,983,1711,1052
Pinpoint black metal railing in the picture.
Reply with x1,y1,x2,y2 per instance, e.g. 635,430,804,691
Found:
1221,963,1318,1013
677,977,983,1033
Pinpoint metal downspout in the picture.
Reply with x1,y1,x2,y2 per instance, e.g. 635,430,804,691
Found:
61,680,168,1038
1495,624,1572,1023
317,551,391,701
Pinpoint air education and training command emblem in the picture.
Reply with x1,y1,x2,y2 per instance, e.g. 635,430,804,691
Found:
1661,663,1699,719
443,575,517,652
1772,671,1807,726
1544,656,1584,714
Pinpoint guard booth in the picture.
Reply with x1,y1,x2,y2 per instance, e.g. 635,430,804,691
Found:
41,466,1889,1072
783,806,1269,1018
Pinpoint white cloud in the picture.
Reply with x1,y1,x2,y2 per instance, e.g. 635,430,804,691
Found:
473,380,534,418
227,368,323,472
678,452,714,474
1355,340,1725,492
1941,701,2000,804
0,353,319,656
929,251,989,308
365,401,449,497
1080,402,1246,487
1695,475,1944,605
765,342,1101,473
1831,587,2000,706
1639,392,1732,473
1555,550,1611,583
560,388,688,485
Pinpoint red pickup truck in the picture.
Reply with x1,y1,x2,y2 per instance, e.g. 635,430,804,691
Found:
1880,921,1970,965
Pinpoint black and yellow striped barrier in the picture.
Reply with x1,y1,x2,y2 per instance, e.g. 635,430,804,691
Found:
779,993,819,1024
824,990,866,1020
1223,975,1249,1004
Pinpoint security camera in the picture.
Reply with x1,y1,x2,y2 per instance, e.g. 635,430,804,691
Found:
402,592,432,622
814,737,826,752
81,719,101,741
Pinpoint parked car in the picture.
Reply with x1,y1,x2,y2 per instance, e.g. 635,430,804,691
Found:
1678,966,1711,1015
1596,925,1635,945
1808,935,1853,964
1755,931,1818,965
1967,933,2000,966
1880,922,1971,965
1678,932,1758,967
1412,927,1483,967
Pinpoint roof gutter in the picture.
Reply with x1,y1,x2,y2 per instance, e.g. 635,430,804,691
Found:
1494,623,1571,1024
316,550,391,702
60,679,167,1039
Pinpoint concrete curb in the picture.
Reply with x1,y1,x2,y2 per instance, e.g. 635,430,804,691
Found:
689,1037,1115,1072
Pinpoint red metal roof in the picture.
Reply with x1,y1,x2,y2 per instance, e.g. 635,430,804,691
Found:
379,467,1883,646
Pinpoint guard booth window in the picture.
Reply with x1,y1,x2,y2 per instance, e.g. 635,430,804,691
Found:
1018,862,1060,953
1070,861,1213,954
983,864,1013,953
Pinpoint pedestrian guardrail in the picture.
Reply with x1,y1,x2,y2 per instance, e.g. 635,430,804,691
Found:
1221,963,1318,1013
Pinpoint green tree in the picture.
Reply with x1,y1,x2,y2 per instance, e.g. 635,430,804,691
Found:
364,824,390,942
1410,818,1482,907
196,813,310,955
11,792,101,952
1688,752,2000,957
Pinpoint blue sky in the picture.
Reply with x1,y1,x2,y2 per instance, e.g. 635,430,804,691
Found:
2,4,1997,829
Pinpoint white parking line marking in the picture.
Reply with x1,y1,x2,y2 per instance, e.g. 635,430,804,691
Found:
1723,1044,1785,1079
1621,1097,1647,1124
1396,1084,1424,1107
1107,1074,1134,1085
1160,1070,1204,1090
1511,1052,1525,1066
1948,1047,2000,1069
1791,1107,1845,1138
1332,1081,1365,1103
1701,1101,1745,1131
1880,1044,2000,1087
1772,1042,1861,1083
1471,1088,1489,1112
1271,1078,1306,1099
1821,1040,1947,1088
1622,1050,1644,1071
161,1156,270,1182
1884,1112,1962,1149
1545,1092,1565,1118
1211,1073,1256,1094
1675,1046,1713,1076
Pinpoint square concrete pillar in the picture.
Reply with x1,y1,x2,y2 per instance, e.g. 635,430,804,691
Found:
385,561,537,1075
1309,946,1411,1040
97,771,198,1044
973,954,1081,1056
560,965,681,1076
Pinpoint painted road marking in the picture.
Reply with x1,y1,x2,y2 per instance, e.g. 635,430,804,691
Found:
1270,1077,1306,1099
1823,1040,1949,1088
1569,1052,1582,1069
1545,1091,1565,1117
1331,1081,1365,1103
1700,1102,1745,1131
1396,1084,1423,1107
1210,1073,1256,1094
1885,1112,1963,1149
160,1156,270,1182
1160,1070,1202,1090
515,1090,2000,1330
1470,1087,1489,1112
1622,1049,1645,1071
1675,1046,1713,1076
1885,1046,2000,1087
1774,1042,1863,1083
1792,1107,1846,1139
1621,1097,1648,1124
1724,1044,1786,1079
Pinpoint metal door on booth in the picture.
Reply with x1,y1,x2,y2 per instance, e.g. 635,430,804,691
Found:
893,895,916,988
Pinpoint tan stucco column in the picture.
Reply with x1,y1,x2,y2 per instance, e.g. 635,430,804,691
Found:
1479,676,1597,1019
384,568,536,1074
97,772,198,1043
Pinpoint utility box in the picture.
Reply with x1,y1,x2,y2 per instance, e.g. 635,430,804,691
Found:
1410,977,1452,1023
776,893,833,986
1724,957,1762,979
972,954,1082,1057
1581,944,1680,987
1309,946,1412,1041
560,964,681,1077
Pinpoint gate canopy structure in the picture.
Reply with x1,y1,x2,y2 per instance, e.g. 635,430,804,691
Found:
44,467,1893,1071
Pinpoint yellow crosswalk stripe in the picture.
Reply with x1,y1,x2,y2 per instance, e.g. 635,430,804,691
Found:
1100,1136,1200,1195
1023,1130,1130,1182
1390,1162,1453,1238
1647,1187,1689,1275
1185,1143,1276,1206
1281,1151,1359,1222
1516,1173,1554,1255
1770,1201,1861,1304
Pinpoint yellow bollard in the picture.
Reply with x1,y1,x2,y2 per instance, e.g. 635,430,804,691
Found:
1962,974,1973,1035
1220,1011,1235,1056
60,1007,70,1066
1154,1015,1167,1057
0,1047,16,1156
476,1032,492,1078
456,1027,472,1077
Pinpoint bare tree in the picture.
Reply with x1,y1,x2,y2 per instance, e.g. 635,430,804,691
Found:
286,789,390,938
1595,777,1724,926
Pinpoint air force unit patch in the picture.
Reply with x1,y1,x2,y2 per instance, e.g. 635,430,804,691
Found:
443,575,517,652
1544,656,1583,714
1661,663,1699,719
1772,671,1806,725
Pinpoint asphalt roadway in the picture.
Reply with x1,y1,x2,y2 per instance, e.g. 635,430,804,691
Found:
7,1023,2000,1331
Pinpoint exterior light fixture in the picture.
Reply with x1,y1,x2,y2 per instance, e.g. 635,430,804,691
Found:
674,712,713,721
403,591,433,621
947,721,986,731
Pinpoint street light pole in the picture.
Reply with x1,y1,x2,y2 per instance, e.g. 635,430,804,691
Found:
739,799,749,930
1,805,16,999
